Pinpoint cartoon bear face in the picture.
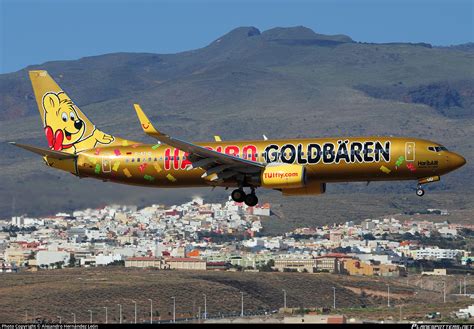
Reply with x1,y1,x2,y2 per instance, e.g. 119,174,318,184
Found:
43,92,85,149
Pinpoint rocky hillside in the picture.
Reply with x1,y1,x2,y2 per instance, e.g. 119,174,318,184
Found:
0,26,472,230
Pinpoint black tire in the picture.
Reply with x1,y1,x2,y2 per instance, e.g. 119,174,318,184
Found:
231,189,246,202
416,188,425,197
244,193,258,207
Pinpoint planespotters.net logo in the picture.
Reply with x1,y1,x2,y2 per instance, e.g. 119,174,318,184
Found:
411,324,474,329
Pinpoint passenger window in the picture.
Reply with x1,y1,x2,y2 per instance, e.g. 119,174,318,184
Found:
137,158,140,162
131,158,135,162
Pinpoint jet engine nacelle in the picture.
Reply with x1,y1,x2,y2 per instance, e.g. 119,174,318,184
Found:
260,164,306,189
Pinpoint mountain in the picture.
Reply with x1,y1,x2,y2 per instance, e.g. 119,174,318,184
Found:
0,26,472,232
436,42,474,52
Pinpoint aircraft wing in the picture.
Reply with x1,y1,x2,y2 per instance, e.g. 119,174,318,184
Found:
133,104,264,182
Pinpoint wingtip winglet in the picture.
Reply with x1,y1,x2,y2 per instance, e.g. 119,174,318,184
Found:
133,103,160,135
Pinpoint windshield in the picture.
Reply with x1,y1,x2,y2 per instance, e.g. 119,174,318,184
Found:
428,146,448,152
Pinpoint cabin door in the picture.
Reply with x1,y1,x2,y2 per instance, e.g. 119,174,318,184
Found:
102,158,111,173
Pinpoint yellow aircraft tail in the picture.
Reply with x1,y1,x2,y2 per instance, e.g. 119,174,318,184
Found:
29,70,133,153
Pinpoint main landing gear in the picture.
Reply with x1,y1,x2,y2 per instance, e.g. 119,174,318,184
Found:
231,188,258,207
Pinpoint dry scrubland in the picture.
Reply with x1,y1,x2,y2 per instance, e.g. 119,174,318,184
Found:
0,267,472,323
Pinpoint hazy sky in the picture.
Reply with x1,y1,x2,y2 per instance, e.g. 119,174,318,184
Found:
1,0,472,73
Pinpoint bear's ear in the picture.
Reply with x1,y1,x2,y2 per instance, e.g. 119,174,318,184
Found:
42,92,60,113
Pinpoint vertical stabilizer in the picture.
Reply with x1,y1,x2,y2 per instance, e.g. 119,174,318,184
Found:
29,70,132,153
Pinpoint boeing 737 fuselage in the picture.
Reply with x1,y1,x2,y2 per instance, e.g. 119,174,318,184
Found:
11,71,466,207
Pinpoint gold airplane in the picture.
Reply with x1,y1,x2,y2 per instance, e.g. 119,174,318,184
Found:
11,70,466,206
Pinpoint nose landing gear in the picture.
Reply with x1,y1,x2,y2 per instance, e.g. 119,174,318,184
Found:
231,188,259,207
416,185,425,197
415,176,441,197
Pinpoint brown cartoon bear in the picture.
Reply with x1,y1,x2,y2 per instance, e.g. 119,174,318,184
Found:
42,91,114,153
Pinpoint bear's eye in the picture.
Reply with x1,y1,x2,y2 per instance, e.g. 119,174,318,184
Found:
61,112,68,122
70,111,76,121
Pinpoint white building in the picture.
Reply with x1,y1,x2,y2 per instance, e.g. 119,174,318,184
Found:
85,229,106,240
11,216,44,227
411,248,461,260
95,254,123,266
36,250,70,267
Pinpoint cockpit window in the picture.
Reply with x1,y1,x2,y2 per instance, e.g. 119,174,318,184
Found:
428,146,448,152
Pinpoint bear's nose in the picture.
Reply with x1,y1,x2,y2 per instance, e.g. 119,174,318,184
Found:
74,120,83,130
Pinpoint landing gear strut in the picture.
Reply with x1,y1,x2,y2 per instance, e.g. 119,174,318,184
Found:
230,188,259,207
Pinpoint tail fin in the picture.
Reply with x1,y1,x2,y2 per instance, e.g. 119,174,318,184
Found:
29,70,130,153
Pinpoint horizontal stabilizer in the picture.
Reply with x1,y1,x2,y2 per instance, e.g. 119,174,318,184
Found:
9,142,77,160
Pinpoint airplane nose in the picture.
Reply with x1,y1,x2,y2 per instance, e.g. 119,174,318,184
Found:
448,152,466,170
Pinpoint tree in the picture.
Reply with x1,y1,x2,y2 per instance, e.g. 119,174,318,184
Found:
69,254,76,267
257,260,275,272
362,233,376,240
107,260,125,267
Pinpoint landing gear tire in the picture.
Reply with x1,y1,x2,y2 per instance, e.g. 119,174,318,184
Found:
416,187,425,197
231,189,246,202
244,193,258,207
